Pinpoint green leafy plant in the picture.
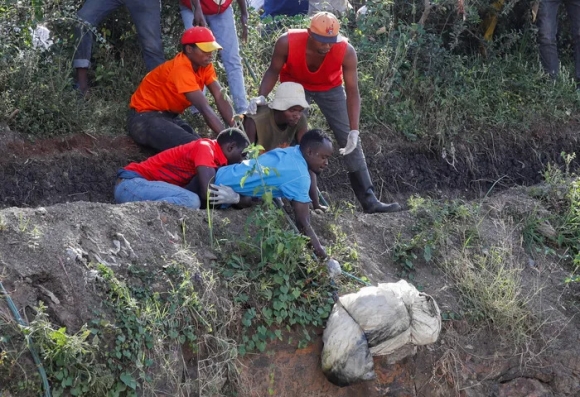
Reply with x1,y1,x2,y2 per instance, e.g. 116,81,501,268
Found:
393,195,476,277
220,198,335,355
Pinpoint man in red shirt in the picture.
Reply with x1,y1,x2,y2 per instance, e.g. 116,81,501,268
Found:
128,27,235,153
250,12,401,214
115,128,249,209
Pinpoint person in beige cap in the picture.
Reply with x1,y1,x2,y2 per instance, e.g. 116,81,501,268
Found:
248,11,401,214
245,82,309,152
245,82,327,210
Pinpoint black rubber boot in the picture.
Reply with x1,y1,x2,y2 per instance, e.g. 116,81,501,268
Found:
348,169,401,214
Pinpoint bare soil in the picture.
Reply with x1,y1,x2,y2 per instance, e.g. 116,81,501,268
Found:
1,123,580,396
2,121,579,209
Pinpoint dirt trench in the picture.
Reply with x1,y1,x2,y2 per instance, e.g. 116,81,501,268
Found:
1,123,579,209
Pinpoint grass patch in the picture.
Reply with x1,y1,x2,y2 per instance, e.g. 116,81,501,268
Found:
394,195,538,347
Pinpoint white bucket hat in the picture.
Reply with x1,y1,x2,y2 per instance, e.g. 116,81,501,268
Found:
268,82,310,111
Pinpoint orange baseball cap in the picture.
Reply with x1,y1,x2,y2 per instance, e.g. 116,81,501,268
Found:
181,27,222,52
309,12,342,43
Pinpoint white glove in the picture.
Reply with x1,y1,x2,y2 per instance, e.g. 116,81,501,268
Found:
339,130,359,156
247,95,267,115
326,258,342,279
208,184,240,205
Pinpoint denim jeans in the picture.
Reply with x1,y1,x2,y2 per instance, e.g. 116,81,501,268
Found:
537,0,580,80
305,86,366,173
127,109,201,153
180,5,249,114
115,177,201,209
73,0,165,71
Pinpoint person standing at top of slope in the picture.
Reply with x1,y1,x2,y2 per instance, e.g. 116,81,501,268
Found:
178,0,249,114
249,12,401,214
72,0,165,96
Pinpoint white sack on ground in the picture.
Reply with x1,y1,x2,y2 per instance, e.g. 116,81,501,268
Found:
370,280,441,355
377,280,441,345
339,284,411,348
321,280,441,385
321,303,375,386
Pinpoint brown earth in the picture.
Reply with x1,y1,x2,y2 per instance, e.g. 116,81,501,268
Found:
2,121,580,210
1,123,580,396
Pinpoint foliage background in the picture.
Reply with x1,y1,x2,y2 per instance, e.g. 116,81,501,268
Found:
0,0,578,145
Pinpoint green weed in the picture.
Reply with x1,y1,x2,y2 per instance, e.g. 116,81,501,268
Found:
218,198,335,355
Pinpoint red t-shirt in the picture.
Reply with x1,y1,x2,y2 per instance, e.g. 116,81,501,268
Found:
125,139,227,187
130,52,217,113
179,0,233,14
280,29,348,92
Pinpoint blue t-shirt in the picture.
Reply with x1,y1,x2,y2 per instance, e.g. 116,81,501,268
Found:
263,0,309,17
215,146,311,203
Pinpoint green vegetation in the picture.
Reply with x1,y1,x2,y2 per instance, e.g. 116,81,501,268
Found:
392,195,538,345
3,0,580,394
217,196,335,354
524,152,580,284
1,260,232,396
1,0,578,145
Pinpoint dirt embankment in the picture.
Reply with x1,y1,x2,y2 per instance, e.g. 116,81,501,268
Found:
1,124,580,396
0,195,579,396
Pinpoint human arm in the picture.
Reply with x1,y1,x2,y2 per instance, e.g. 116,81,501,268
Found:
235,0,248,43
243,116,258,145
342,44,361,132
195,166,217,208
295,115,308,143
188,0,208,27
207,80,235,128
292,200,326,259
184,88,230,135
308,171,328,211
258,34,289,97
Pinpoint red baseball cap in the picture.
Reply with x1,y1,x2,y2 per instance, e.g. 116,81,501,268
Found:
309,12,342,44
181,27,222,52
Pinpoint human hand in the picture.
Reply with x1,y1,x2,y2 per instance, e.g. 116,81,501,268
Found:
208,184,240,205
247,95,267,114
312,204,329,215
339,130,359,156
326,258,342,279
193,9,207,27
240,13,248,43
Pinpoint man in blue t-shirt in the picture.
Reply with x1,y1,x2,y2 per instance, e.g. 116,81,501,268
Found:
210,129,332,259
262,0,308,18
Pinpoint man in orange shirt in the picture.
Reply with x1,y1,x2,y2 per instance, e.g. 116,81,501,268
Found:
128,27,235,152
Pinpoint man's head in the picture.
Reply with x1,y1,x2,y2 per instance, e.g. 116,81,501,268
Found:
269,82,309,127
299,129,333,175
307,12,342,55
217,128,250,164
181,27,222,67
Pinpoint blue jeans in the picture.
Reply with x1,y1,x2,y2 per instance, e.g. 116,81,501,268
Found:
74,0,165,71
263,0,308,17
305,86,366,173
180,5,249,113
115,173,201,209
127,109,200,153
537,0,580,80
